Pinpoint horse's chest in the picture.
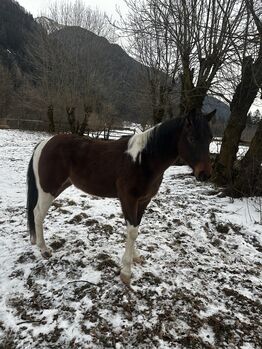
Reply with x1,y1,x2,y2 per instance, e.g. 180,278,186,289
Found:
132,175,163,199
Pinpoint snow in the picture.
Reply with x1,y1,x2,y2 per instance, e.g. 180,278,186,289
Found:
0,129,261,348
210,139,248,158
198,324,215,345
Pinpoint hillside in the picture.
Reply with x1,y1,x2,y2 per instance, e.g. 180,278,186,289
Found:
0,0,39,72
0,0,229,130
50,26,150,121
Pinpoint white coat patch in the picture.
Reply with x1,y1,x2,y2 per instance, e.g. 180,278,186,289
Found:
126,125,157,163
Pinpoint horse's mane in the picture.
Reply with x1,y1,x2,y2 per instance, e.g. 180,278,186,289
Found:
126,117,185,163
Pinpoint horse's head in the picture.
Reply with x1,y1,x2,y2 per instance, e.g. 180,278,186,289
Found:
178,109,215,182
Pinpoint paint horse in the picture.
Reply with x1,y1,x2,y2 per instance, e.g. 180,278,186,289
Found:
27,109,215,284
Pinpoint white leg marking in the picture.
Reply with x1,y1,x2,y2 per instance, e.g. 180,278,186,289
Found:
133,247,141,263
33,138,54,258
34,194,54,257
120,223,139,284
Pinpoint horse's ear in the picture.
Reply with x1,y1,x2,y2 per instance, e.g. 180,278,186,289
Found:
205,109,216,122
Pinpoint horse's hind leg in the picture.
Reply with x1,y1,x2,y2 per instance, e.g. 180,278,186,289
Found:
34,191,54,258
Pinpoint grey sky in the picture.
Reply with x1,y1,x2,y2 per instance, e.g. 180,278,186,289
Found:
16,0,126,18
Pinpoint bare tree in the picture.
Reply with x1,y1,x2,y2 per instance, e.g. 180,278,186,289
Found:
21,17,107,133
118,0,180,124
120,0,262,196
45,0,118,43
157,0,247,113
231,119,262,196
119,0,246,124
213,0,262,191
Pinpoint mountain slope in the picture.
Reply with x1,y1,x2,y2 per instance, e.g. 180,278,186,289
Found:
50,26,150,121
0,0,39,72
0,1,230,128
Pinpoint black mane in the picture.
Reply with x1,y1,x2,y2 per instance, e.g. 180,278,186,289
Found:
141,117,185,159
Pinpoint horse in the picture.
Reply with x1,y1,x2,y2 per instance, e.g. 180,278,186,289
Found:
27,109,215,284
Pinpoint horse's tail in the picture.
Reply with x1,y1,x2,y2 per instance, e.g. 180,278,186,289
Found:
27,146,38,244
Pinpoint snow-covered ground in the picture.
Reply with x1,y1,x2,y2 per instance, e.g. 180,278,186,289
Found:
0,129,261,349
210,140,249,159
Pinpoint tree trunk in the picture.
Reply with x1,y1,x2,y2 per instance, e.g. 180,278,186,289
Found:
179,69,208,115
47,104,55,133
78,115,87,136
228,119,262,197
213,55,262,185
78,104,92,136
150,82,166,125
66,107,76,134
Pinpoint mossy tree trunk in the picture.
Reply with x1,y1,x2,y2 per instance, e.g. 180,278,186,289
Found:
213,3,262,189
213,54,262,186
179,57,221,116
228,119,262,197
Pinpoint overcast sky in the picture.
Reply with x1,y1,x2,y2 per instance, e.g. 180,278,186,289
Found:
16,0,126,18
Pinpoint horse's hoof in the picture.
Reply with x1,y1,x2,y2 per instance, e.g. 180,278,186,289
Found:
41,249,52,259
120,272,131,285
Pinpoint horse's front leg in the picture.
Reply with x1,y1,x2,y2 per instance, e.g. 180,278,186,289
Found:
119,196,139,284
132,198,151,264
121,222,139,284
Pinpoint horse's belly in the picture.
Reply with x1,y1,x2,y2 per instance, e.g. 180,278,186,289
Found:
73,180,118,199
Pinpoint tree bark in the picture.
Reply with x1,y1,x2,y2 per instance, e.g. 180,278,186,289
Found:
228,119,262,197
213,55,262,185
47,104,55,133
66,106,76,134
78,104,92,136
179,68,210,116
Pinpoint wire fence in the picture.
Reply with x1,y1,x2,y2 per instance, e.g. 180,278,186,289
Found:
1,118,136,140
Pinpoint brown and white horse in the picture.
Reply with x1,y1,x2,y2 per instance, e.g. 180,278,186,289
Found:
27,109,215,284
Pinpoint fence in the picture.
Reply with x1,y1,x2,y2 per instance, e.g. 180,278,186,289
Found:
3,118,136,139
0,118,9,129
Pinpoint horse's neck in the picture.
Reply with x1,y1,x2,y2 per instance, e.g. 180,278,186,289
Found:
145,118,183,175
149,151,179,176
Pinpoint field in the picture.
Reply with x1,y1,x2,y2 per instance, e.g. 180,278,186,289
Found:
0,129,261,349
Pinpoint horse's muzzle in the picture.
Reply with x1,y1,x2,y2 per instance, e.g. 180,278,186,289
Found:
196,171,211,182
194,162,212,182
